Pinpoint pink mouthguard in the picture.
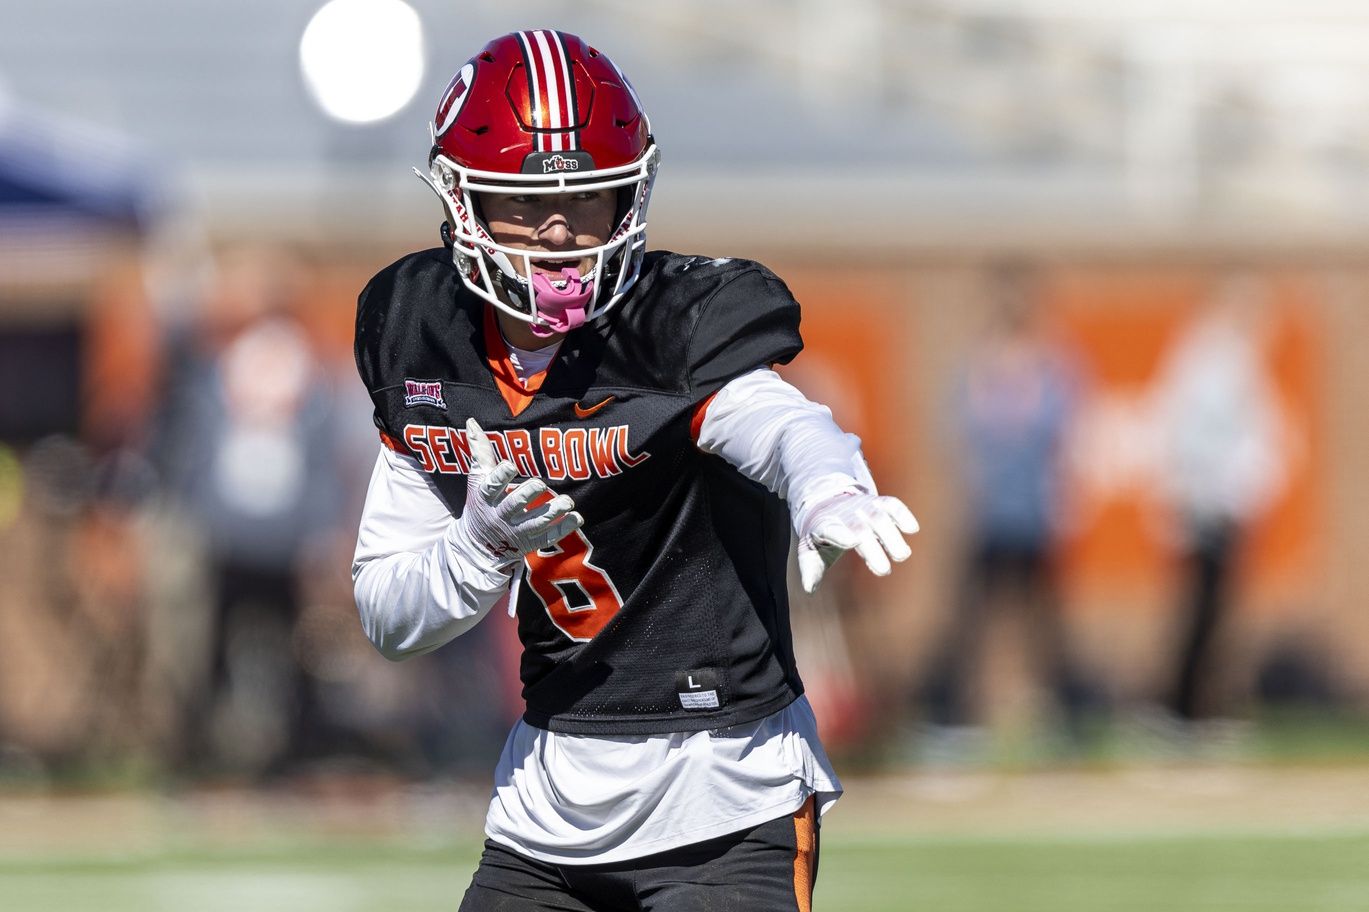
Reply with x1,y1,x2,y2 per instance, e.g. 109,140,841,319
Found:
529,268,593,337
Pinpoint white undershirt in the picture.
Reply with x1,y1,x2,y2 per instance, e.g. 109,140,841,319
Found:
353,368,872,864
504,338,560,383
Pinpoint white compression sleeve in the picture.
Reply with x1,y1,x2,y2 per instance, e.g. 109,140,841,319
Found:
695,369,877,532
352,445,513,660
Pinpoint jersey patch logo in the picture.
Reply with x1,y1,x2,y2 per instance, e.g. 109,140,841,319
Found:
404,379,446,409
573,395,614,418
675,668,722,710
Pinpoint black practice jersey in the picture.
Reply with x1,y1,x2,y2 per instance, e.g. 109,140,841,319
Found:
355,248,805,735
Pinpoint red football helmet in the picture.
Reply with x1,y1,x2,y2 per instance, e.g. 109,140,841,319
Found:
418,30,659,333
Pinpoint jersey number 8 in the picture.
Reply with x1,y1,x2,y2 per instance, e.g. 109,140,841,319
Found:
525,530,624,642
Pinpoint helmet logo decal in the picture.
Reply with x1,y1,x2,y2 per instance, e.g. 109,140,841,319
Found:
516,29,580,154
434,62,475,139
541,154,580,174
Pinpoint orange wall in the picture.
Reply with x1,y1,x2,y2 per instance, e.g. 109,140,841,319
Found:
1050,267,1323,606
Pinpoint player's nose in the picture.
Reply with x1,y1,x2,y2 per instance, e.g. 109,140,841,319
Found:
535,217,574,247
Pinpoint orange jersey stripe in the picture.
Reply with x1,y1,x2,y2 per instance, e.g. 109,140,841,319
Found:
689,392,717,442
792,795,817,912
379,430,411,456
483,305,549,418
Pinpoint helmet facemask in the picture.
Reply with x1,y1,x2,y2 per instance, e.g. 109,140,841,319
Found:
418,144,659,335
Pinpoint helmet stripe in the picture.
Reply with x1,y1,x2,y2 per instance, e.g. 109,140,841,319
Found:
531,30,564,152
515,30,548,152
549,31,579,151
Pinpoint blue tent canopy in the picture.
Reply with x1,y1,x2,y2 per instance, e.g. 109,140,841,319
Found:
0,103,159,230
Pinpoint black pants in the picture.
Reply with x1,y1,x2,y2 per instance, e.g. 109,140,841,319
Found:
922,539,1091,730
182,560,311,772
458,797,819,912
1170,523,1238,720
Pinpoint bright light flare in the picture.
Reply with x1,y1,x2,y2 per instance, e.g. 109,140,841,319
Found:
299,0,425,124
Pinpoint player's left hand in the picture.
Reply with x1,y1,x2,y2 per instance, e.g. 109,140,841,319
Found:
797,493,919,594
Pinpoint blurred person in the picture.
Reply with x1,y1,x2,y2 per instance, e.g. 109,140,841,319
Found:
0,437,152,771
352,30,918,911
155,248,346,775
0,256,166,773
1149,274,1287,723
0,258,166,772
919,265,1094,748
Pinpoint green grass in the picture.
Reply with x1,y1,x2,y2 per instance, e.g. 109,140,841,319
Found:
0,840,474,912
819,832,1369,911
4,829,1369,911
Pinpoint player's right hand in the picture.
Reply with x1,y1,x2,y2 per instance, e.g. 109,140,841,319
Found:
453,417,583,567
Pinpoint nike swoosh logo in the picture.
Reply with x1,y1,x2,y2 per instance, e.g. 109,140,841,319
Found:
573,396,615,418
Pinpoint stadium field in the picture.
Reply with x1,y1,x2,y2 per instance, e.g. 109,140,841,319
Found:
5,831,1369,911
4,766,1369,911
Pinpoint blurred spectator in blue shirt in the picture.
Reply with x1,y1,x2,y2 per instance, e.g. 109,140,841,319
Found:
919,264,1095,749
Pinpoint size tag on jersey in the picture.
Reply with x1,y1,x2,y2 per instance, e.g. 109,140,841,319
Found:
675,668,722,710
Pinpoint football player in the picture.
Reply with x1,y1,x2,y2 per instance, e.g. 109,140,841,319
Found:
353,30,918,911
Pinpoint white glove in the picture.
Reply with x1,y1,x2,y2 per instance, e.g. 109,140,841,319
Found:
797,493,919,594
449,417,583,568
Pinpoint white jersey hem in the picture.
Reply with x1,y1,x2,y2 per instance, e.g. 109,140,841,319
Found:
486,784,842,867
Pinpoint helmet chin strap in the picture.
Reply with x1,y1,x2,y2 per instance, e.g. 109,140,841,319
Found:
529,268,593,338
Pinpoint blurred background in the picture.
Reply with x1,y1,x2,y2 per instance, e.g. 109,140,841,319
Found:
3,1,1369,909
